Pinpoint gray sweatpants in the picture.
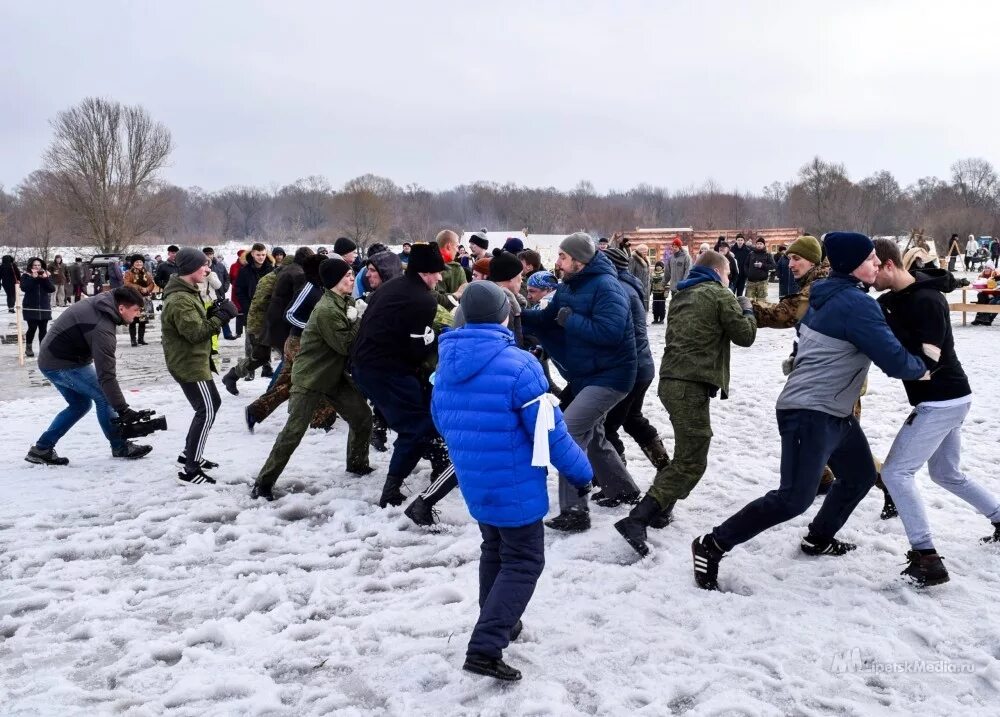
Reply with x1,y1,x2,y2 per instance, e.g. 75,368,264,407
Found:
881,400,1000,550
559,385,637,512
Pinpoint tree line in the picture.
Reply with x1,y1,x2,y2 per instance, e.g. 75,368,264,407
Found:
1,98,998,257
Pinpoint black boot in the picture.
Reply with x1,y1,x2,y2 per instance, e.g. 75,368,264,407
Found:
251,484,275,501
981,522,1000,544
129,323,137,347
24,445,69,466
261,364,274,378
463,654,521,682
510,619,523,642
370,425,388,453
648,500,675,529
404,495,438,526
639,437,671,471
901,549,949,586
222,368,240,396
112,441,153,459
137,322,147,345
592,489,640,508
544,510,590,533
614,494,661,557
378,475,406,508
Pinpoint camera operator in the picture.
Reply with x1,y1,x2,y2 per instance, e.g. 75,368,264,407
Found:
161,248,238,485
25,287,154,465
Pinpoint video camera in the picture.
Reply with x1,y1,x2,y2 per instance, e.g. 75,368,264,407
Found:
112,409,168,439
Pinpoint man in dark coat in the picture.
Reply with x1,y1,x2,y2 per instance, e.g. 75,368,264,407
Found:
262,246,314,354
154,245,180,290
730,234,752,296
521,233,639,533
350,243,455,514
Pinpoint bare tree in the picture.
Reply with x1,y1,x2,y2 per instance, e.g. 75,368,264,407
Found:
43,97,172,253
215,186,269,238
338,174,396,251
278,175,332,231
14,171,66,259
951,158,998,208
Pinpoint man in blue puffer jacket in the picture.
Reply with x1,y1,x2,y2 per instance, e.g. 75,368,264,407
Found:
521,232,639,532
432,282,593,682
693,232,929,591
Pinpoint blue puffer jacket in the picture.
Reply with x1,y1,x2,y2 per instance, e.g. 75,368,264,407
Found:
617,269,654,383
431,324,593,527
521,251,637,393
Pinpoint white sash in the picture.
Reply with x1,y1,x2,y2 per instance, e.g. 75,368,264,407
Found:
521,393,561,467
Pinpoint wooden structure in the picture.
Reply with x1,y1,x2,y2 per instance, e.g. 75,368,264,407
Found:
950,286,1000,326
614,227,804,261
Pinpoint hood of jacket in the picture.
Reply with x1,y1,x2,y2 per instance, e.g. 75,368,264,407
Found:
677,265,722,291
808,272,861,310
368,251,403,284
904,268,962,294
438,324,516,383
94,290,126,326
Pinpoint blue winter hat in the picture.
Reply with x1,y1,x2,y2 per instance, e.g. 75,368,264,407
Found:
502,237,524,254
526,270,558,291
824,232,875,274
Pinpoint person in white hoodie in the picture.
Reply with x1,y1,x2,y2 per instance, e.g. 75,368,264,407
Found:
965,234,980,272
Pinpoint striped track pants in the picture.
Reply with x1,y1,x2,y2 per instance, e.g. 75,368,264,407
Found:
179,380,222,473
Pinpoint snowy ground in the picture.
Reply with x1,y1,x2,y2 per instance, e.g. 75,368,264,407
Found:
1,286,999,716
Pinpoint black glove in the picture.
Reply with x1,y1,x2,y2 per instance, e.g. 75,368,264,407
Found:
117,406,142,423
556,306,573,327
577,482,593,498
208,299,239,323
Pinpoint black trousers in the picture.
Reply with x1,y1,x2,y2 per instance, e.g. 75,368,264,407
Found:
3,281,15,310
604,375,659,456
178,380,222,473
26,319,48,347
734,274,748,297
651,295,666,322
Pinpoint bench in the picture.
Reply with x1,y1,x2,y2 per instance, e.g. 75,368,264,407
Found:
950,287,1000,326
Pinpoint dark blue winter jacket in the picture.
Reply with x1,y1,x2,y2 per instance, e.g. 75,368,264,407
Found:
617,269,654,383
520,251,637,393
431,324,593,527
778,273,927,417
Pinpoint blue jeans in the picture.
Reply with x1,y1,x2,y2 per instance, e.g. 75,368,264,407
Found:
37,366,125,451
468,520,545,659
881,401,1000,550
712,409,876,551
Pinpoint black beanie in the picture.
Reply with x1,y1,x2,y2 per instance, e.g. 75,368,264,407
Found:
488,251,523,282
334,237,357,256
303,254,326,284
405,243,446,274
469,232,489,251
605,247,629,271
175,247,209,276
319,257,351,289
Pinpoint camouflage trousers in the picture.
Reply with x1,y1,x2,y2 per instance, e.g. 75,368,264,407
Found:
255,384,373,492
647,378,713,508
247,335,337,428
746,280,769,301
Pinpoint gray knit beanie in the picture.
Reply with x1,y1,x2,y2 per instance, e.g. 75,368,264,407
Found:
560,232,597,264
460,281,510,325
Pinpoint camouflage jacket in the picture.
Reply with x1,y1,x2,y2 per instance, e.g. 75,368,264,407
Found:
752,264,829,329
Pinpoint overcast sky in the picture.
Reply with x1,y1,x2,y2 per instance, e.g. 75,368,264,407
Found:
3,1,999,195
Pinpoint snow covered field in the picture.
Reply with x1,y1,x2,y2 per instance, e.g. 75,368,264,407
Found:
2,292,999,716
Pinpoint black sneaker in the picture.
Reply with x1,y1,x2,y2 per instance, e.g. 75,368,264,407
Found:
24,445,69,466
544,510,590,533
251,484,275,501
176,468,217,486
177,455,220,470
404,496,439,526
982,522,1000,544
593,489,641,508
692,535,725,591
463,654,521,682
901,550,949,587
614,495,661,557
800,534,857,556
112,442,153,459
245,406,257,434
222,368,239,396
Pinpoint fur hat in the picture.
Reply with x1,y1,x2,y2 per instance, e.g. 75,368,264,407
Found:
786,235,822,266
405,243,446,275
560,232,597,264
460,281,510,325
319,257,351,289
824,232,875,274
488,251,523,282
